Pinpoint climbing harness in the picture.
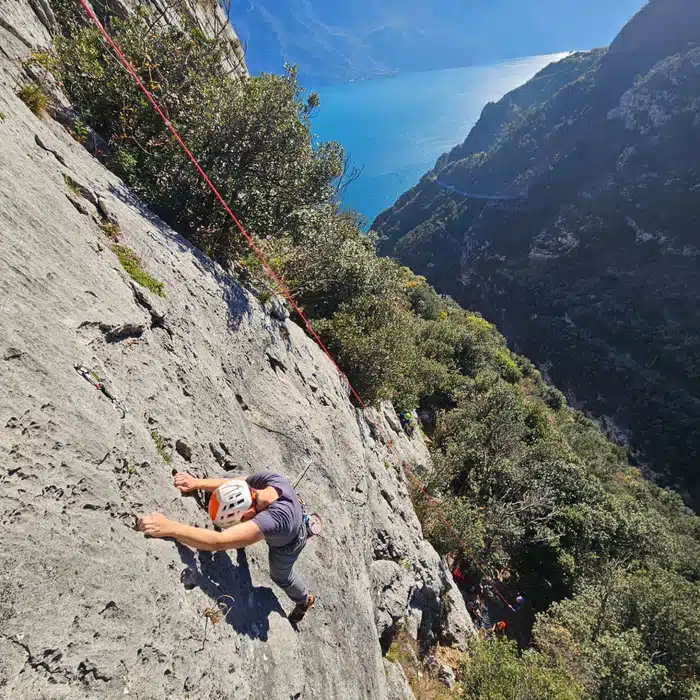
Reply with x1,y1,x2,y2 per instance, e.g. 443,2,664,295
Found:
74,364,126,418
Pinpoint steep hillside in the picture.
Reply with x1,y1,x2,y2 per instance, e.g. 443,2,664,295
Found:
374,0,700,500
0,7,474,699
228,0,644,83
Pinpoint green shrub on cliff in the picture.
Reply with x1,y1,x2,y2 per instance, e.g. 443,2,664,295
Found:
52,13,342,266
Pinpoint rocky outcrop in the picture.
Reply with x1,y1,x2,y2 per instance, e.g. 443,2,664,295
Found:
0,0,247,76
0,17,472,700
374,0,700,500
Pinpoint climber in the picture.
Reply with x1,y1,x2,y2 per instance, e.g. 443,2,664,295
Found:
492,620,507,635
399,411,416,437
137,471,315,623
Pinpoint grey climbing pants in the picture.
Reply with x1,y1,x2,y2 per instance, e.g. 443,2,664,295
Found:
268,524,309,605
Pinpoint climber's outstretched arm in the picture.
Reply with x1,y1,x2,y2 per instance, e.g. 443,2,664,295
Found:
137,514,263,551
174,472,246,493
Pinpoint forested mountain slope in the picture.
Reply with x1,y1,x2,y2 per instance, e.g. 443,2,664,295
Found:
374,0,700,501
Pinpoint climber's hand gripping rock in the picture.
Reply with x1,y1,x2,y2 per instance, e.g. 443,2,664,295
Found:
173,472,198,493
137,512,174,538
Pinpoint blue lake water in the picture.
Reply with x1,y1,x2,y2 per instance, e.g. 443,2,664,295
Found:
310,53,570,223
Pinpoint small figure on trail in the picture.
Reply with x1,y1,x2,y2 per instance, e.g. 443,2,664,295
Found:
399,411,416,437
137,471,315,624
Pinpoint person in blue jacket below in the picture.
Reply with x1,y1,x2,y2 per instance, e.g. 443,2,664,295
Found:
137,470,315,623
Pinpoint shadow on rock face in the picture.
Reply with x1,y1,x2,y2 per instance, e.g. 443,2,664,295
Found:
107,183,251,331
176,544,285,641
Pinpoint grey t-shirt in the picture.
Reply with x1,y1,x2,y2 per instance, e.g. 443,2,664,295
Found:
246,471,303,548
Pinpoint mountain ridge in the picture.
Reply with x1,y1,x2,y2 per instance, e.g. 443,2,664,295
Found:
228,0,646,83
373,0,700,500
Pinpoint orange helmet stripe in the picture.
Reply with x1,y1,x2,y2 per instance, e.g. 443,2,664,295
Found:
208,490,220,522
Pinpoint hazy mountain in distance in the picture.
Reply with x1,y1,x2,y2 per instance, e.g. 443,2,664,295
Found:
228,0,646,83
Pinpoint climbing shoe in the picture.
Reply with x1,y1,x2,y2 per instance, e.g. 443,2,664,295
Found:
289,593,315,624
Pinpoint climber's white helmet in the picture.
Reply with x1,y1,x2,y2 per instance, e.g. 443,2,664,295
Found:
208,480,257,529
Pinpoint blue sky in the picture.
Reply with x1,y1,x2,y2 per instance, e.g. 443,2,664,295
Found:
453,0,648,55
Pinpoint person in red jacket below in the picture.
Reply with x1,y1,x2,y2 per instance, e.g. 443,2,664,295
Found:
137,471,315,623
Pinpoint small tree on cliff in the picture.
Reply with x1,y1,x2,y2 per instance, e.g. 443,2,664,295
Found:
52,11,343,265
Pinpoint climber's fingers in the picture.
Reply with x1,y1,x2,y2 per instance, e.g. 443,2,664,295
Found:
137,513,171,538
173,472,196,492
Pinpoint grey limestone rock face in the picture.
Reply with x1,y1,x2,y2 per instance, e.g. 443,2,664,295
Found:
0,0,246,76
0,20,473,700
383,659,416,700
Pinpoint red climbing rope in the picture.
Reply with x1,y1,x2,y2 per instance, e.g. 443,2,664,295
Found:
402,461,515,611
76,0,366,409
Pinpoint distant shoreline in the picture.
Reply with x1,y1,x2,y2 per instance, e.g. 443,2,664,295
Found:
306,51,576,88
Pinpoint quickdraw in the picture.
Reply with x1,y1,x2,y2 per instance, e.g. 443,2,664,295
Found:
304,512,322,537
74,364,126,418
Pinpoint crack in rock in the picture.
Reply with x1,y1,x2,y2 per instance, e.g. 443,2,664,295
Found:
66,192,90,216
34,134,66,166
78,320,145,343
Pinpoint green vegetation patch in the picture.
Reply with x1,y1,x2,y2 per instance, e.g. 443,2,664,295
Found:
114,245,165,297
465,314,493,333
17,82,49,117
63,174,83,197
100,221,121,241
495,348,522,383
460,637,583,700
71,118,89,144
150,430,172,464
